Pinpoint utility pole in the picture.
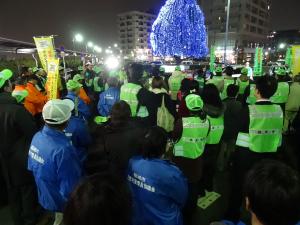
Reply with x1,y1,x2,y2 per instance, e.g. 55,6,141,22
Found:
224,0,231,65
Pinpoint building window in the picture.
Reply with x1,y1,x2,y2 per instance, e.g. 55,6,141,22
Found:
258,19,264,26
257,28,263,34
127,22,132,26
251,16,257,23
250,26,256,33
246,3,251,10
259,10,265,17
120,23,125,26
127,16,132,20
252,7,258,14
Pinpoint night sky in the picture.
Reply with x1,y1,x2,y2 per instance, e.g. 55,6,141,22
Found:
0,0,299,48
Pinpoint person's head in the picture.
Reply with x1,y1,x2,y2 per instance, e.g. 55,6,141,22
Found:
73,74,84,84
107,77,118,88
190,80,200,94
254,75,277,100
20,66,31,77
0,69,13,93
225,66,234,77
127,63,144,83
245,160,300,225
185,94,206,119
110,101,131,127
27,74,39,85
180,78,192,95
215,66,223,76
142,126,168,159
241,67,249,76
246,62,250,67
42,99,74,131
67,80,82,95
85,62,93,71
227,84,239,98
63,173,132,225
151,76,165,89
202,84,223,108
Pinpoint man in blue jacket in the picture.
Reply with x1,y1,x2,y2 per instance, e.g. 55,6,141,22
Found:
128,126,188,225
28,99,82,225
98,77,120,117
65,80,91,121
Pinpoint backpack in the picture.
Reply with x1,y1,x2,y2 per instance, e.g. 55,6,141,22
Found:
157,95,174,132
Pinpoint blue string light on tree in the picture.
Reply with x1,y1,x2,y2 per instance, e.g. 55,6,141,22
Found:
150,0,208,59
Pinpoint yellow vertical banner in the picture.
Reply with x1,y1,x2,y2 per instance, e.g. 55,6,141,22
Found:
291,45,300,76
47,58,60,100
33,36,56,72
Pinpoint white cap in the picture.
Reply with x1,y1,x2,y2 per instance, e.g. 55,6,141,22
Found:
42,99,75,125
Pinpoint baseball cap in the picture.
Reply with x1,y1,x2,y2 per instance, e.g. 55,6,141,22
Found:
67,80,82,90
275,66,286,76
215,66,223,73
94,116,108,125
0,69,13,88
12,89,29,103
73,74,84,82
241,67,248,75
78,66,83,71
185,94,204,111
43,99,74,125
175,66,181,71
159,67,165,72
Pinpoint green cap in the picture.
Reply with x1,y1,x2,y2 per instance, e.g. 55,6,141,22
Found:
175,66,181,71
12,89,29,103
275,66,286,76
78,66,83,71
67,80,82,90
241,67,248,75
0,69,13,88
215,66,223,73
32,67,39,73
159,67,165,72
94,116,108,124
185,94,204,111
73,74,84,82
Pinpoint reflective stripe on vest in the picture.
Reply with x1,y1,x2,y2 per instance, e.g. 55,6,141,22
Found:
174,117,210,159
120,83,142,117
271,82,289,104
207,116,224,145
236,105,283,153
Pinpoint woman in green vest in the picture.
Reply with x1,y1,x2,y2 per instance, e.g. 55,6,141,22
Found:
172,94,210,225
201,84,225,194
237,67,250,102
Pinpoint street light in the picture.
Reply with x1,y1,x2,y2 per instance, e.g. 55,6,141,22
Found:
279,43,286,49
88,42,94,48
94,46,102,53
114,43,118,48
75,34,83,42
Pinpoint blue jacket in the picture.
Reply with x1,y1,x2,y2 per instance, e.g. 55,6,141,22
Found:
98,87,120,117
64,116,92,163
28,126,82,212
128,156,188,225
65,92,91,121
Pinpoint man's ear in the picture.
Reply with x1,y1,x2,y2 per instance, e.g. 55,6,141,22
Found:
246,197,251,211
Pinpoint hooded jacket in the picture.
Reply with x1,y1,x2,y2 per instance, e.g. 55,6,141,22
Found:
28,126,82,212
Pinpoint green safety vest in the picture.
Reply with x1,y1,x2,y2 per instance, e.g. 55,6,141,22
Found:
238,80,249,95
174,117,210,159
247,84,257,105
85,79,93,88
120,83,142,117
206,116,224,145
93,77,103,92
270,82,289,104
169,74,184,100
221,79,235,100
236,105,283,153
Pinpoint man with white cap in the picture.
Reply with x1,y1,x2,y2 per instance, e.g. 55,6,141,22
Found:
28,99,82,225
0,69,41,225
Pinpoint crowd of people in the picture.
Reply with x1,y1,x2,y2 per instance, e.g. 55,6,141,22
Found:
0,61,300,225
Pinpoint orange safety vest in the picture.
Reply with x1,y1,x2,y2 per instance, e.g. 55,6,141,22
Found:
25,82,47,116
79,87,91,105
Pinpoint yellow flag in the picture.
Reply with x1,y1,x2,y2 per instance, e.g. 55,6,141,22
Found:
291,45,300,76
33,36,56,72
47,58,60,100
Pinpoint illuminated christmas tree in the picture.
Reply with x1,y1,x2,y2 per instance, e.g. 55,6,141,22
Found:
150,0,208,58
